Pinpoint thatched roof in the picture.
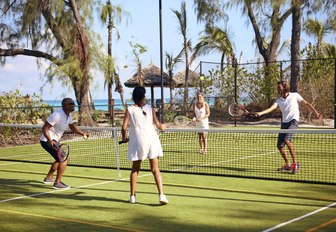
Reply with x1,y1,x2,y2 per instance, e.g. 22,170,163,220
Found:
172,70,200,88
124,64,170,87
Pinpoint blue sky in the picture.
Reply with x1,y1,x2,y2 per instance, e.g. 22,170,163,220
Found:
0,0,333,101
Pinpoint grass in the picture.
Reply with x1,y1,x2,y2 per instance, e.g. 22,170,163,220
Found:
0,162,335,232
0,126,335,230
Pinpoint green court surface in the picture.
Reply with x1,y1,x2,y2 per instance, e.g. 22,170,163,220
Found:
1,127,335,184
0,161,335,232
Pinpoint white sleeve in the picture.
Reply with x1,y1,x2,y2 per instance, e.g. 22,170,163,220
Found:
296,93,304,102
46,112,60,126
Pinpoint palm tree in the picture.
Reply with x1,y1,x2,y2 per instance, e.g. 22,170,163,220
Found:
165,50,183,109
324,44,336,58
128,42,147,87
99,1,129,118
172,1,192,111
303,18,334,54
191,25,235,71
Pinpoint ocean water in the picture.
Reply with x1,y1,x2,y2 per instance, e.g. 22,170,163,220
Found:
44,98,172,111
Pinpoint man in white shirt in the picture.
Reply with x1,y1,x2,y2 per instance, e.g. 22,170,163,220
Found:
40,98,89,189
255,81,321,174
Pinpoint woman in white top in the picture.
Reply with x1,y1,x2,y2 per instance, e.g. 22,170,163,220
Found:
193,92,210,154
121,86,168,205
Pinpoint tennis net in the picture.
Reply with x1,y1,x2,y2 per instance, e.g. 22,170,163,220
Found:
0,123,335,184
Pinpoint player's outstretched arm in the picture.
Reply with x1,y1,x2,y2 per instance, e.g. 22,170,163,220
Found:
255,103,277,117
152,108,166,131
301,99,322,118
69,124,89,138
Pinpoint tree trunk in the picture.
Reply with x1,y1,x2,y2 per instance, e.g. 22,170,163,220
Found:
183,41,189,112
169,70,174,110
69,0,94,126
290,0,302,92
246,1,292,104
107,13,114,124
114,72,127,108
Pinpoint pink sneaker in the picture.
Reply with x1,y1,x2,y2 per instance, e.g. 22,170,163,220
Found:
291,163,300,174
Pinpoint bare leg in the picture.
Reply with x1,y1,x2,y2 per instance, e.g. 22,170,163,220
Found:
130,160,141,196
46,161,58,179
285,140,296,164
55,159,68,183
278,146,290,166
150,158,164,194
202,133,207,153
198,133,203,151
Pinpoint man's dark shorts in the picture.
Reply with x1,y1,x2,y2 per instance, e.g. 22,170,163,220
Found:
40,141,60,162
277,119,298,148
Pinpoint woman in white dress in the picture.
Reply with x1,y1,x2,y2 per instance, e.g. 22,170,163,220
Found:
121,86,168,205
193,92,210,154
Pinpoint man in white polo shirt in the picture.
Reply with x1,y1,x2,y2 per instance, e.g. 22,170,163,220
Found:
40,98,89,189
255,81,321,174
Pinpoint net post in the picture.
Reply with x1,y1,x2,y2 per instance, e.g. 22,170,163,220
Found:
234,58,238,127
113,128,121,177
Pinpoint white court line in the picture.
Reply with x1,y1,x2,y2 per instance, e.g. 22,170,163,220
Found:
171,151,277,172
0,174,152,203
262,202,336,232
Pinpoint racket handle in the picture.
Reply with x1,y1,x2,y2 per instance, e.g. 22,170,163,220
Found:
119,138,129,144
249,112,259,118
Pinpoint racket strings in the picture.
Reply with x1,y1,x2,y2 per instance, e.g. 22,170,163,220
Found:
229,103,245,117
174,115,190,126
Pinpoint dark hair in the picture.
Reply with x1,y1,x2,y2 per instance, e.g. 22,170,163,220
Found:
132,86,146,106
278,81,289,92
61,98,74,106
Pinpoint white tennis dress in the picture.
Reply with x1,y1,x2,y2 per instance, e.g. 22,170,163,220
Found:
127,104,163,161
195,103,209,129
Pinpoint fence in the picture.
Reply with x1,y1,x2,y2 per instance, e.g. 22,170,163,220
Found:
193,58,335,128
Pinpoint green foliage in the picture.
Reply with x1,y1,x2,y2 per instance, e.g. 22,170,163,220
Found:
163,110,178,123
0,90,50,124
300,44,335,119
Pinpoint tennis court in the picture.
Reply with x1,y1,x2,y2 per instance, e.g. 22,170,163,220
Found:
0,124,335,231
1,162,335,231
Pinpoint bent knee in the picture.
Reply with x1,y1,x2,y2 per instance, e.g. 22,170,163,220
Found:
284,140,292,145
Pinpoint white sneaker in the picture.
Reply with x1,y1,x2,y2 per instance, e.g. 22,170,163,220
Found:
159,194,169,205
129,195,136,204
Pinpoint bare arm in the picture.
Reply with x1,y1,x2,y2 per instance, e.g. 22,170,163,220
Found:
69,124,89,138
300,99,322,118
202,103,210,119
42,121,54,145
194,103,210,121
152,108,166,131
121,110,130,142
255,103,278,117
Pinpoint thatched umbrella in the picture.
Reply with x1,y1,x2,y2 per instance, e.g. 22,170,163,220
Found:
172,70,200,88
124,64,170,106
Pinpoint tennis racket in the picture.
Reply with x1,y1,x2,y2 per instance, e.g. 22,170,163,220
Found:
174,115,193,127
53,140,70,162
228,102,252,117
